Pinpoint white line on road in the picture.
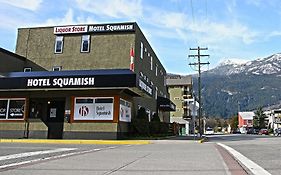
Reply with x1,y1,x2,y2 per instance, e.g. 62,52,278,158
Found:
217,143,271,175
0,148,77,161
0,148,101,170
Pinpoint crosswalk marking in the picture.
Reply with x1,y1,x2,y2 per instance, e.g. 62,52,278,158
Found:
0,148,76,161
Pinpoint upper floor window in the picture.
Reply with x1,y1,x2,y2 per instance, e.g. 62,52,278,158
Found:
155,64,158,76
55,36,63,53
140,42,143,59
81,35,90,52
52,66,62,71
23,67,32,72
150,56,153,70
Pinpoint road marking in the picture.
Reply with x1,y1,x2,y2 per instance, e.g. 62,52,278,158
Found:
217,143,271,175
0,148,77,161
0,148,101,170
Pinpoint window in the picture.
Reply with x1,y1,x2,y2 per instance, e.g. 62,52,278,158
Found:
155,64,158,76
52,66,62,71
81,35,90,52
174,97,180,100
140,42,143,59
148,52,150,57
0,98,25,120
23,67,32,72
55,36,63,53
155,87,158,100
150,56,153,70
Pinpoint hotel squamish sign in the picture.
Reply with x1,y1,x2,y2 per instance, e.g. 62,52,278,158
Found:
27,77,95,88
88,23,135,33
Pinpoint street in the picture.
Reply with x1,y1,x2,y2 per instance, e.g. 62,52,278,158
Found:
208,134,281,175
0,135,280,174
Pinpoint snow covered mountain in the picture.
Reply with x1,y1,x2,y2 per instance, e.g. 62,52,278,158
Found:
192,53,281,118
207,53,281,76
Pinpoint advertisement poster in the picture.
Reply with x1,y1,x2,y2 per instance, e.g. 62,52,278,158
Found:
74,97,113,120
119,99,131,122
0,100,8,119
0,99,25,120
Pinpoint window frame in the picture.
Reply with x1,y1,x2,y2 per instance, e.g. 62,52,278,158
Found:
140,42,143,59
52,66,62,71
23,67,32,72
80,35,90,53
54,36,64,54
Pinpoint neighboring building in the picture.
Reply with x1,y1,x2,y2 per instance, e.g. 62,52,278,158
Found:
238,112,255,133
265,109,281,130
0,22,174,139
166,75,193,135
0,47,45,73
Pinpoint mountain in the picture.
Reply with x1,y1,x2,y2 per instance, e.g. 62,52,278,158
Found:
192,53,281,118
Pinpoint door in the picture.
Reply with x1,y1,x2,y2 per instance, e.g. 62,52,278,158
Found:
47,100,65,139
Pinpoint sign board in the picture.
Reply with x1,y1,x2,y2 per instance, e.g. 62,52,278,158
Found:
27,77,95,88
88,23,135,33
119,99,131,122
54,25,88,34
50,108,57,118
74,97,113,120
0,99,25,120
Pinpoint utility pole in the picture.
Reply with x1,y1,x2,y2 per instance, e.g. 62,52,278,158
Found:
189,47,210,137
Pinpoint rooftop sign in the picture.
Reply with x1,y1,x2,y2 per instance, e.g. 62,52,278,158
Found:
88,23,135,33
54,25,88,34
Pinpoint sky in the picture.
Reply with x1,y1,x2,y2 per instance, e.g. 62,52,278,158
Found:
0,0,281,75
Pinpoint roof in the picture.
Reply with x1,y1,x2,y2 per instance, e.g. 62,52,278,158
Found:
1,69,134,78
239,112,255,120
0,47,26,61
166,75,192,86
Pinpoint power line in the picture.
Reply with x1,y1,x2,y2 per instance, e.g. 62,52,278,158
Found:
189,46,210,137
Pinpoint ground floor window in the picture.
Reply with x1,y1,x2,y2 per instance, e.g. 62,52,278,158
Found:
0,98,26,120
74,97,114,121
119,99,131,122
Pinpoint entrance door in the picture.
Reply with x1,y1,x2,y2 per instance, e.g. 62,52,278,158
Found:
47,100,65,139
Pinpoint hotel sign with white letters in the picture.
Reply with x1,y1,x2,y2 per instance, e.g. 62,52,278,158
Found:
88,23,135,33
27,77,95,88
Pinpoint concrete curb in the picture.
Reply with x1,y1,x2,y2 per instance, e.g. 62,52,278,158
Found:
198,137,208,143
0,139,151,145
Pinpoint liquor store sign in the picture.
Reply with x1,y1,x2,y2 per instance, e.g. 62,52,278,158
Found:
0,98,25,120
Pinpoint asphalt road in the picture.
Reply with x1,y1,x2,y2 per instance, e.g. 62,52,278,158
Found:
0,139,231,175
208,134,281,175
1,135,279,175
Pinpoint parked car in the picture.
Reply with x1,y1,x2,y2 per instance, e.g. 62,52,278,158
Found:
247,128,259,134
274,128,281,136
231,129,241,134
205,128,214,135
258,129,268,135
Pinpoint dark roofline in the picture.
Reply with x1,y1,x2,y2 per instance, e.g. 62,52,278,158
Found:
17,22,137,30
0,47,26,61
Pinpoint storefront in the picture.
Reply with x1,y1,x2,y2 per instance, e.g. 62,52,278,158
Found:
0,69,148,139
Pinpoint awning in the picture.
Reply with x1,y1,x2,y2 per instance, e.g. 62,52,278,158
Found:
0,69,146,97
157,96,176,111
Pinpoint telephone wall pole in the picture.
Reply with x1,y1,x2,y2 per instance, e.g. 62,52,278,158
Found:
189,47,210,137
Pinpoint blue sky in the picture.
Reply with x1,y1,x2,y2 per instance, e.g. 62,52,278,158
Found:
0,0,281,74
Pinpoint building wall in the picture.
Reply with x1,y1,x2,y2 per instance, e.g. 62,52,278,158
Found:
15,23,169,121
16,27,135,71
169,87,183,117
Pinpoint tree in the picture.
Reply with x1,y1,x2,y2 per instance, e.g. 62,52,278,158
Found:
230,115,238,131
254,106,266,129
